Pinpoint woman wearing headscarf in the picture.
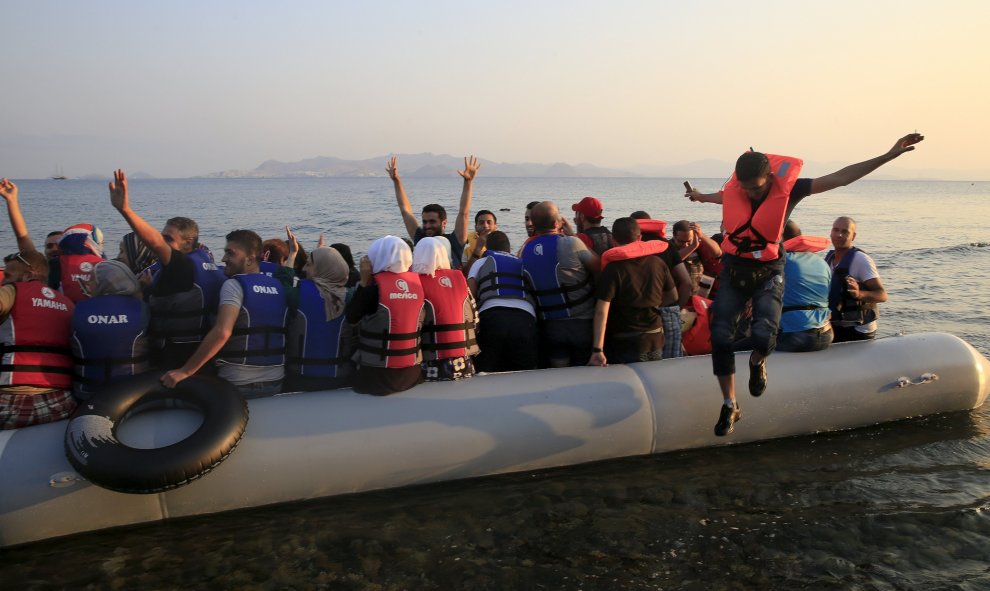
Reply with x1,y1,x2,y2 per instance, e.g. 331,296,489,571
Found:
70,260,150,400
116,231,157,275
345,235,425,395
412,237,479,382
279,229,356,392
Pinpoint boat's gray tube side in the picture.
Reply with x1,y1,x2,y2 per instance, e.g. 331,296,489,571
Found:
634,332,990,453
0,332,986,548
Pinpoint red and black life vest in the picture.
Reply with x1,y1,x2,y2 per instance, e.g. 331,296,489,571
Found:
0,281,75,389
419,270,478,361
59,253,104,303
357,271,425,369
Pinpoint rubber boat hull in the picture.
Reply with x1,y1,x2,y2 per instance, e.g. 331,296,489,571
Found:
1,332,987,548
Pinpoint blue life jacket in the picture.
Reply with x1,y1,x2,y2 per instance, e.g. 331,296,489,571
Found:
259,260,280,278
148,249,225,345
219,274,288,366
825,247,877,327
474,251,535,309
287,280,351,378
71,295,150,400
521,234,594,321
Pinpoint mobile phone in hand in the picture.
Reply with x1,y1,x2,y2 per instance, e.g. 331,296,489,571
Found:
683,181,694,193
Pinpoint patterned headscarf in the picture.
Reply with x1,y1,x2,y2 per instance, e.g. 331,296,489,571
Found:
59,223,105,257
120,231,156,274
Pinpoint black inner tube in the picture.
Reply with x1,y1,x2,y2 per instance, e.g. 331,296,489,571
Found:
64,372,249,494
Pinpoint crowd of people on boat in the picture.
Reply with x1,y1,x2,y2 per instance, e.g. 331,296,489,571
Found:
0,132,923,435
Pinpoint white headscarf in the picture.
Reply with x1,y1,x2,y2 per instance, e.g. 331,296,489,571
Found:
411,236,451,277
367,235,412,274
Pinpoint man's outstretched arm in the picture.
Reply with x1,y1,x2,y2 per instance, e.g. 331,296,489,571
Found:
161,302,238,387
0,179,38,253
453,155,481,245
810,133,924,195
109,169,173,266
386,157,421,241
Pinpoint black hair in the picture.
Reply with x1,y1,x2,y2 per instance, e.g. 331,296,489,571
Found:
485,230,511,253
672,220,692,234
225,229,262,258
526,201,540,210
735,152,771,182
475,209,497,224
611,217,641,245
422,204,447,221
330,243,356,269
629,211,651,220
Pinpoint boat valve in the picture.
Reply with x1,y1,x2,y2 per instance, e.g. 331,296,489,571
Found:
896,373,939,388
49,471,86,488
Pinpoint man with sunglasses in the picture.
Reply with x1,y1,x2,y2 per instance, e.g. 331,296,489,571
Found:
0,249,77,430
685,133,924,437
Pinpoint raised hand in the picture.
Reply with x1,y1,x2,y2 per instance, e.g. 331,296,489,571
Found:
317,233,325,249
0,178,18,203
887,132,925,157
386,156,400,182
285,225,299,258
359,255,373,286
458,155,481,181
109,169,129,211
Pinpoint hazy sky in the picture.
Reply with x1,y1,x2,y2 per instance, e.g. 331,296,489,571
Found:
3,1,988,179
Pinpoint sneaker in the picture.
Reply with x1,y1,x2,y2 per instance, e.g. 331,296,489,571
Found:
749,358,767,397
714,403,741,437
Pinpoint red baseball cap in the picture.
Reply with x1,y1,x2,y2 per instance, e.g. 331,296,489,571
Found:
571,196,603,220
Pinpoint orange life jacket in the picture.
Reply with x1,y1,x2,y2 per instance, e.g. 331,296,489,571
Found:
636,219,667,240
782,235,829,253
721,154,803,262
600,240,669,271
681,295,713,356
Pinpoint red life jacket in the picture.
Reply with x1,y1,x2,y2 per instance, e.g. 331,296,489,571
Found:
0,281,75,388
600,240,669,271
636,219,667,240
681,295,713,356
419,270,478,361
721,154,803,262
356,271,424,369
782,235,829,253
59,253,104,303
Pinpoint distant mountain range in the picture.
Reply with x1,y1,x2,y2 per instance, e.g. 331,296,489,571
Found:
205,153,645,179
202,153,983,182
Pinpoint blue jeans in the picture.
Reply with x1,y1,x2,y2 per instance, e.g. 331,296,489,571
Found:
736,325,833,353
710,259,785,376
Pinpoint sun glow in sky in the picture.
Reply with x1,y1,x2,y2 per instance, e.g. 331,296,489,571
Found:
2,0,987,179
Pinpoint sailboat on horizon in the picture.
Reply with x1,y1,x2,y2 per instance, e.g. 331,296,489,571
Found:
52,165,67,180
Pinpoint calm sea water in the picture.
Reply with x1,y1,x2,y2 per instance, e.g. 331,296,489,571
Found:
2,177,989,590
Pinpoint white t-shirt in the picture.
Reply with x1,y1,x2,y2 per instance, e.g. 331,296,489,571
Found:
830,249,880,334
